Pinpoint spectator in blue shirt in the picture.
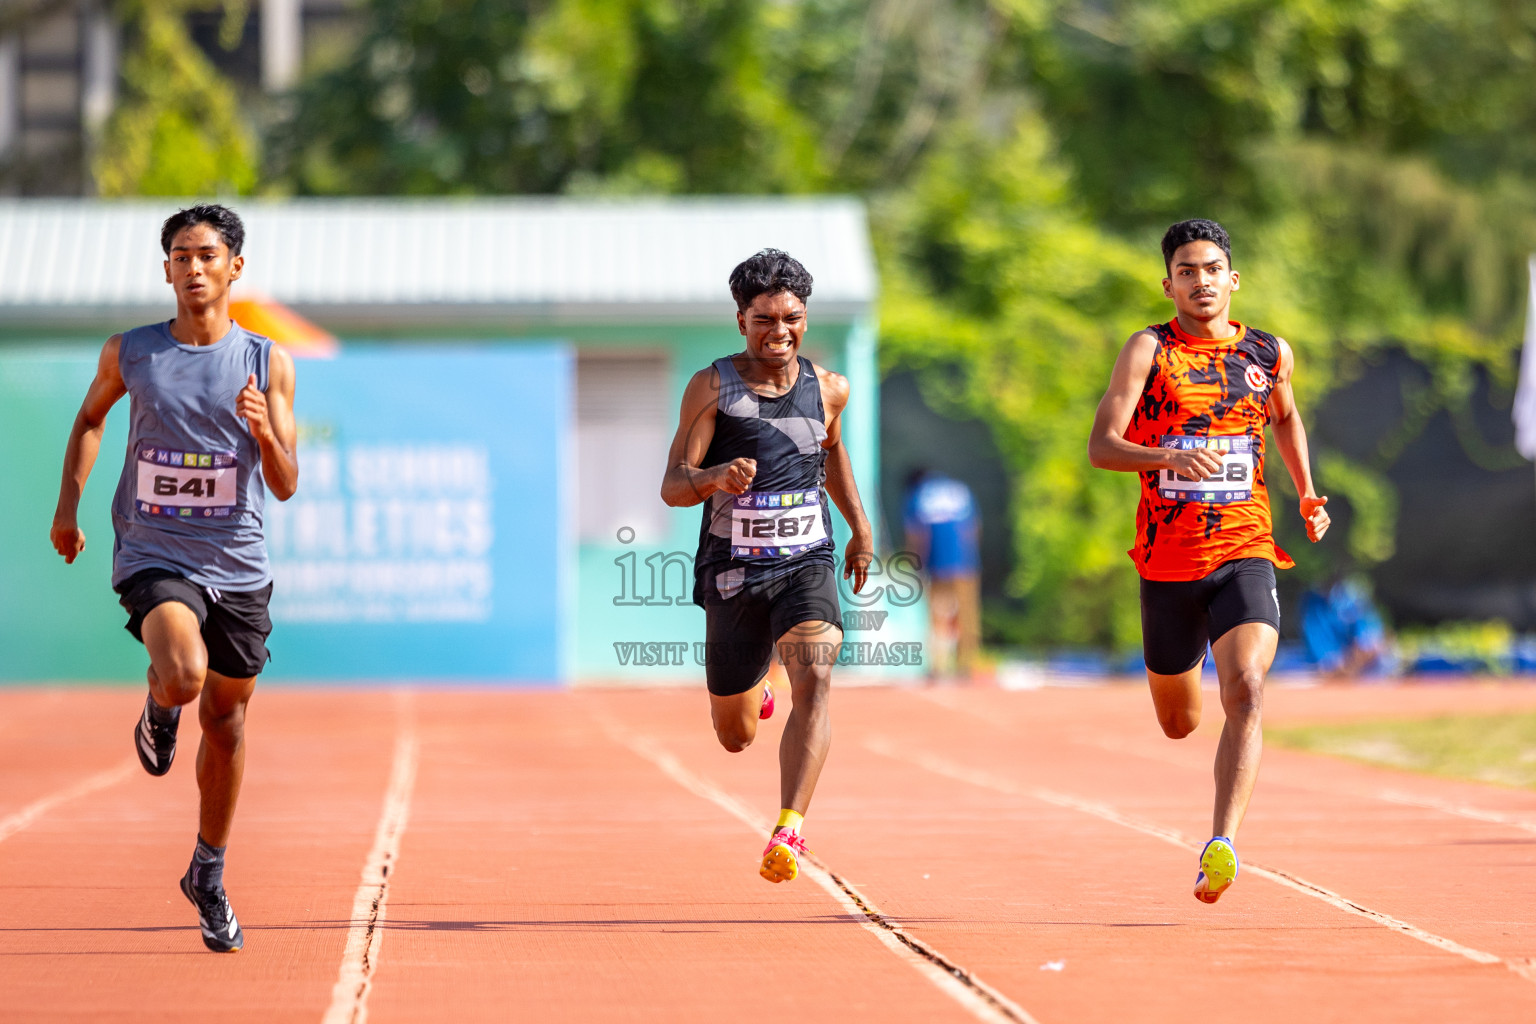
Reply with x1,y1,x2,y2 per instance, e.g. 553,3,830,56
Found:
1300,575,1389,677
904,468,982,679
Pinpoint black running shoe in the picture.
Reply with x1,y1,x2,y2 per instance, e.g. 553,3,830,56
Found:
180,870,244,953
134,693,179,777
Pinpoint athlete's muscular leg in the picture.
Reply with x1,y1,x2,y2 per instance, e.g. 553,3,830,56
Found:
776,621,840,815
141,601,208,708
1147,666,1202,739
1209,622,1278,839
710,682,765,753
196,670,257,846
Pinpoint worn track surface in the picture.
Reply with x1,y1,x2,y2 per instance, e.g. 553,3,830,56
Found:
3,681,1535,1022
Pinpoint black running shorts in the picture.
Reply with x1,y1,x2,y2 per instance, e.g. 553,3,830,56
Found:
116,569,274,679
1139,557,1280,675
701,560,844,696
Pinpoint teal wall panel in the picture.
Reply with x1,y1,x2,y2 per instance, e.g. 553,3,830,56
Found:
0,343,573,683
1,346,144,681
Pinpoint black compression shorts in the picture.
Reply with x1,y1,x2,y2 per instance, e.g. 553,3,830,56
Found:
1139,557,1280,675
116,569,274,679
700,559,843,696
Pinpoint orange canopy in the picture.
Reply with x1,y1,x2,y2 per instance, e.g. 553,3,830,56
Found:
229,294,339,358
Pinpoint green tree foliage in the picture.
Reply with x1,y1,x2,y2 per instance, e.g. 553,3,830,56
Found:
271,0,825,194
875,2,1535,645
269,0,1007,197
95,1,258,197
263,0,1536,647
877,113,1169,648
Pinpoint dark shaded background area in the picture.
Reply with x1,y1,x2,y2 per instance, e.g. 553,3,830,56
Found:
879,371,1013,603
1301,349,1536,630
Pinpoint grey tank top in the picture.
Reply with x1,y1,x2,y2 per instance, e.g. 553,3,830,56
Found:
110,320,274,590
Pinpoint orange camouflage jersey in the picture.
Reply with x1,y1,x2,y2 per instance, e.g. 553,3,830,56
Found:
1124,319,1294,581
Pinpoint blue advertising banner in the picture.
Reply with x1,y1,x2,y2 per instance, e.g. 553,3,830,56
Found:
265,346,571,681
0,344,571,683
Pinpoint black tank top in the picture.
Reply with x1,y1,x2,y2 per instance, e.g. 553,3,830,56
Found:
693,355,835,605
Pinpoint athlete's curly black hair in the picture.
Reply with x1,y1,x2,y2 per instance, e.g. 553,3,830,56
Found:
160,204,245,257
728,248,814,311
1161,219,1230,273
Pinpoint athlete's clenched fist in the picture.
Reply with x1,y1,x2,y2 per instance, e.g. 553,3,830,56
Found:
1163,446,1226,481
50,518,85,563
1301,495,1329,542
712,457,757,495
236,373,272,441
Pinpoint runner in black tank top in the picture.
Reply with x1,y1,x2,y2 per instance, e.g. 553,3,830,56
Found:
691,352,836,603
662,249,874,885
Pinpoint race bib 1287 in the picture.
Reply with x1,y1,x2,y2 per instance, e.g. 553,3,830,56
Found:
1158,435,1254,504
730,488,828,558
135,447,238,519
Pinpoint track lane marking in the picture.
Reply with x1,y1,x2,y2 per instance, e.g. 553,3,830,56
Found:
1371,789,1536,836
323,691,419,1024
863,736,1521,977
0,759,136,845
1070,735,1536,837
595,714,1039,1024
919,689,1536,839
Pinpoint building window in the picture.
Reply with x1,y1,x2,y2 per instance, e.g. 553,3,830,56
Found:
576,351,672,545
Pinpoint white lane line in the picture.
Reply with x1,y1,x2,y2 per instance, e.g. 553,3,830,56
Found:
323,692,419,1024
1073,736,1536,838
0,759,136,844
920,691,1536,842
864,736,1514,973
601,722,1039,1024
1374,789,1536,836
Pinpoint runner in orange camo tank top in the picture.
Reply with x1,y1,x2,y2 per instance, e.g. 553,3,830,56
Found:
1089,219,1331,906
1125,317,1292,581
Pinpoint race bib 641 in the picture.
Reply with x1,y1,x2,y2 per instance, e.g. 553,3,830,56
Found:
135,447,238,519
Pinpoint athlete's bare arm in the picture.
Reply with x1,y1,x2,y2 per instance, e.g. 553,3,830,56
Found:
51,334,128,564
1265,339,1330,542
814,365,873,594
1088,330,1224,479
238,346,299,501
661,366,755,507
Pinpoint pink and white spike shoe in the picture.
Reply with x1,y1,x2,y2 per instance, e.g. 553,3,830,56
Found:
760,828,807,883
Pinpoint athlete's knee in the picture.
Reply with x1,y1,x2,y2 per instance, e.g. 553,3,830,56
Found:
788,662,833,704
714,720,755,753
706,700,755,758
1221,667,1266,718
150,655,206,706
199,699,246,751
1158,707,1200,739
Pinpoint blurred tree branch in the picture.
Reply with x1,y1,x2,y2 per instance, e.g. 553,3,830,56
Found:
93,0,257,196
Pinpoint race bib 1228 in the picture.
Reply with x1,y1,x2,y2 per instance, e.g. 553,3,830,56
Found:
1157,435,1254,504
730,488,828,558
135,447,238,519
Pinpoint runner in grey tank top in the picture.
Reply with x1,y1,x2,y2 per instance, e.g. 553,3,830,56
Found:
661,249,874,886
50,204,299,954
111,319,274,590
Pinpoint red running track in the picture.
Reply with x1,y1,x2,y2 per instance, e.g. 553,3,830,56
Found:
2,681,1536,1022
